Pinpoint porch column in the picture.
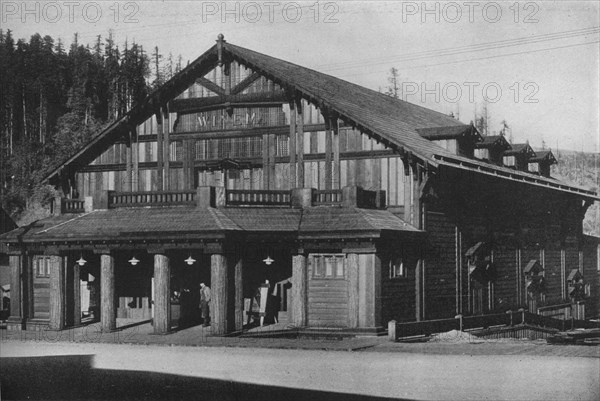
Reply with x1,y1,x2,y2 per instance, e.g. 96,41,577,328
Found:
100,253,116,332
291,254,307,326
49,255,65,330
233,254,243,332
347,253,359,328
296,99,304,187
153,254,171,334
211,253,228,335
7,254,23,330
72,262,82,326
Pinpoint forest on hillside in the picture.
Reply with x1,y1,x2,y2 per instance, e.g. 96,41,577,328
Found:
0,30,183,217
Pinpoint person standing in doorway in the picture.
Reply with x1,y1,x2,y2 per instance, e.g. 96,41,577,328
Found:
199,283,211,327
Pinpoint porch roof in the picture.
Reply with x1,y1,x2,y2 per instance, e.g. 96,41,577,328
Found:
0,206,420,244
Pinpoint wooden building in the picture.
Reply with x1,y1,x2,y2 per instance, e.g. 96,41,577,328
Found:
1,35,598,335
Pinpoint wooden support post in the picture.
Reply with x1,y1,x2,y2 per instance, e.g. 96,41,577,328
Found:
289,101,297,188
347,253,359,328
153,254,171,334
233,254,243,332
262,134,270,189
415,259,422,321
413,165,422,229
49,255,65,330
100,253,116,332
163,107,170,190
296,99,304,187
125,140,133,192
156,112,164,191
332,118,340,189
269,134,276,189
403,161,412,224
131,127,139,191
7,255,23,329
358,253,382,327
211,254,228,335
73,262,81,326
324,115,333,190
291,254,307,326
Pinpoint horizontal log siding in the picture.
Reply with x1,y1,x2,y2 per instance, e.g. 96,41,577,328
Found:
582,236,599,318
307,270,349,327
493,244,519,308
424,212,456,319
33,276,50,319
544,249,563,304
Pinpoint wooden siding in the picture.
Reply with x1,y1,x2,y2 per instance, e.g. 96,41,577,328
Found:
33,275,50,320
381,251,416,323
307,255,349,327
424,212,457,319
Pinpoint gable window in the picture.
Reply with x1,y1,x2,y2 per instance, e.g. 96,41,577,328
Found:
311,254,345,279
389,253,406,279
504,155,516,167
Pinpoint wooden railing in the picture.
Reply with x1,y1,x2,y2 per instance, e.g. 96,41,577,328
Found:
61,198,85,213
108,190,196,208
388,309,599,341
312,189,343,205
226,189,291,206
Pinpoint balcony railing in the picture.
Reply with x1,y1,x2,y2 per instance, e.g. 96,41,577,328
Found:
61,198,85,213
226,189,291,206
312,189,343,205
108,190,196,208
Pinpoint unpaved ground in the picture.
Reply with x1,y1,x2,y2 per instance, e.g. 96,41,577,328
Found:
1,340,598,400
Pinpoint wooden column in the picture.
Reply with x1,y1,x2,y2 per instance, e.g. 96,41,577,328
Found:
49,255,65,330
289,101,297,188
156,111,164,191
262,134,270,189
163,107,170,190
73,262,81,326
131,127,139,191
211,254,228,335
269,134,276,189
100,253,116,332
415,259,422,321
347,253,359,328
413,165,422,229
332,118,340,189
291,254,307,326
296,99,304,187
324,115,333,190
403,161,412,224
153,254,171,334
233,254,243,332
8,255,23,328
125,140,133,192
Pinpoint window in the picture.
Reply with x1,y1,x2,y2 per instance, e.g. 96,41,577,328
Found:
504,155,516,167
36,257,51,278
311,254,345,279
389,254,406,279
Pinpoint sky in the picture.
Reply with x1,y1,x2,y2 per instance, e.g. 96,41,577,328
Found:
1,0,599,152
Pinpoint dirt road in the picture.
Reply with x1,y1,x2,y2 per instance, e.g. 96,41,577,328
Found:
1,341,598,400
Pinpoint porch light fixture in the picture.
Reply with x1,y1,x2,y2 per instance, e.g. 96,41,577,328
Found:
184,255,196,265
128,256,140,266
263,256,274,265
76,255,87,266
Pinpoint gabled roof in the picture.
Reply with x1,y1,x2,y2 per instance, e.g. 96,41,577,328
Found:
504,143,537,157
529,150,558,165
41,35,598,201
474,135,512,150
416,124,481,141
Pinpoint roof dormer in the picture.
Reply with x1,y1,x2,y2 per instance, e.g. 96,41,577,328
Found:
474,135,511,166
417,124,481,158
503,143,536,171
528,150,557,178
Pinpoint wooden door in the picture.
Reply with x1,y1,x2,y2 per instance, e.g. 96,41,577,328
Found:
307,254,349,327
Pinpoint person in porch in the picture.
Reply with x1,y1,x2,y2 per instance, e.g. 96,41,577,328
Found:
199,283,211,327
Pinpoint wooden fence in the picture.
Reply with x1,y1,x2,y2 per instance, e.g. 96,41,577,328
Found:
388,309,599,341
